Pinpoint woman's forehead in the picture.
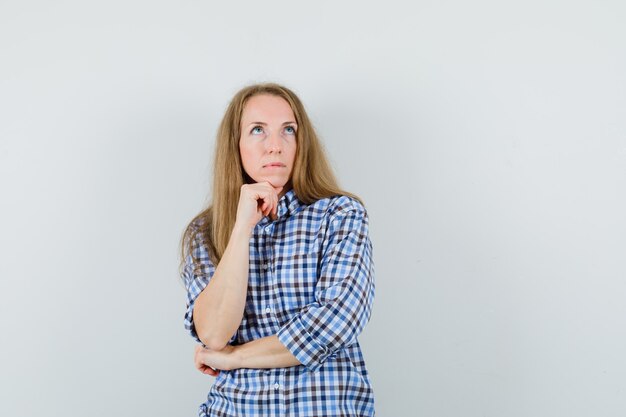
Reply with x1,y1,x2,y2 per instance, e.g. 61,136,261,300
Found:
241,94,295,125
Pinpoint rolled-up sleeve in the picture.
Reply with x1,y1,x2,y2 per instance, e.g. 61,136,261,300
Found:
277,203,375,372
182,233,216,344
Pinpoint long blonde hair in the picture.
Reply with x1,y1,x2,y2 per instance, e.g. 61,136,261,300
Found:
180,82,362,275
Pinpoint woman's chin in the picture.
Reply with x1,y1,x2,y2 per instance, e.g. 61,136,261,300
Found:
252,176,289,189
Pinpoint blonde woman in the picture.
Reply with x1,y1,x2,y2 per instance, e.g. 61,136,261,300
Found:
180,83,375,416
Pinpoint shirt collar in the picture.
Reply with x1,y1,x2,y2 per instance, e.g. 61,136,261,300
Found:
277,187,301,219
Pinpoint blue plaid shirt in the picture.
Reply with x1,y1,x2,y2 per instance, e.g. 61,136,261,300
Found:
183,188,375,416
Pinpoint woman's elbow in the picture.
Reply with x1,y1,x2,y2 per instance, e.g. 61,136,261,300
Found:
198,330,230,351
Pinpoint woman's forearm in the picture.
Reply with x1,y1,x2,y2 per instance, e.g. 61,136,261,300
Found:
193,223,251,351
234,335,302,369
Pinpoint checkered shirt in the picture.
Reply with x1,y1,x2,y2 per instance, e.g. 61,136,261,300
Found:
182,188,376,416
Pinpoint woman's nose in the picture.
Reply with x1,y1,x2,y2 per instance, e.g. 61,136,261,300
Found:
266,131,282,153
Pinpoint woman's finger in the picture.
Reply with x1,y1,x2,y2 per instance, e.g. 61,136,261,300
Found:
202,365,220,377
194,351,207,370
193,345,202,365
200,363,219,377
265,193,274,217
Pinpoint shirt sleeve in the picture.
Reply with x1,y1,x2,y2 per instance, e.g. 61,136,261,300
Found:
277,201,375,372
182,232,216,344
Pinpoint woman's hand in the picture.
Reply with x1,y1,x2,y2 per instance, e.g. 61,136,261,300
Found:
193,344,239,377
235,182,283,232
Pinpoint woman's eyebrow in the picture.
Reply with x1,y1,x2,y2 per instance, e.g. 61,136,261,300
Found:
247,121,297,126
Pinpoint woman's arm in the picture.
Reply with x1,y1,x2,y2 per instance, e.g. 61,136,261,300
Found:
276,203,375,372
192,183,283,351
194,335,302,373
192,223,251,351
235,335,302,368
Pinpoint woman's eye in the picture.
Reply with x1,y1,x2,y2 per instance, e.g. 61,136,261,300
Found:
284,126,296,134
251,126,264,134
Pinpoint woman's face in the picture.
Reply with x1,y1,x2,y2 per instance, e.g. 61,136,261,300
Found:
239,94,298,196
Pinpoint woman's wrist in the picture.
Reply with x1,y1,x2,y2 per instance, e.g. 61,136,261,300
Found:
230,345,244,369
231,221,253,239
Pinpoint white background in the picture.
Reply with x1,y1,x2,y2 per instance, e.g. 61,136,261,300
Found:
1,1,625,416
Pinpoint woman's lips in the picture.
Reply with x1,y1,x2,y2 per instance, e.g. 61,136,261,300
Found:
263,163,285,168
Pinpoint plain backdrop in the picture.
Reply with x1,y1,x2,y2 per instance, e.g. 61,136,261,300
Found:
1,1,625,416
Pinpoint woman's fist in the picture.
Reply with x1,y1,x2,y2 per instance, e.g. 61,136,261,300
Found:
235,182,283,232
194,344,238,376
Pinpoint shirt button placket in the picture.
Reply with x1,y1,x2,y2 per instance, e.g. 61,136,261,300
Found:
263,224,273,275
277,370,287,415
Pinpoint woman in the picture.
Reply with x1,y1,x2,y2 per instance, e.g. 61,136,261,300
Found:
180,83,375,416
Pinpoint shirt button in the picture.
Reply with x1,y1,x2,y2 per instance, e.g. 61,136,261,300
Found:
274,382,280,390
265,307,272,314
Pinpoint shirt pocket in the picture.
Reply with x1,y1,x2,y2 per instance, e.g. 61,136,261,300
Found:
275,250,320,318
